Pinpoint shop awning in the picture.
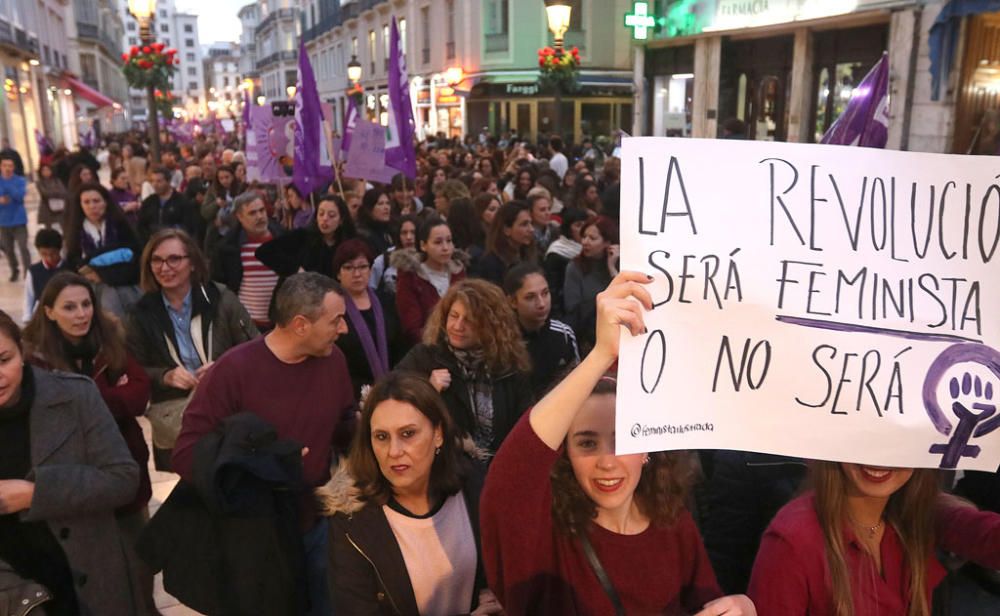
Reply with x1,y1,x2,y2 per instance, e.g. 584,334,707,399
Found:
929,0,1000,100
63,75,117,108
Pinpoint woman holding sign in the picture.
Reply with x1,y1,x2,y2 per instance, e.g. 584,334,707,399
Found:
748,461,1000,615
481,271,756,616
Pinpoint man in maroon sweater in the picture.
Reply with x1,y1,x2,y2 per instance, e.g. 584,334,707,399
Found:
172,272,355,615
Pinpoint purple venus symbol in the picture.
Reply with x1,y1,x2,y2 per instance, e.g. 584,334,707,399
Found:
922,344,1000,469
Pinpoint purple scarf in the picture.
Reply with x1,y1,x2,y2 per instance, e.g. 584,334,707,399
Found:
345,288,390,379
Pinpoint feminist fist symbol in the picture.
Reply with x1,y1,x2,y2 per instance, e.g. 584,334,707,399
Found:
923,344,1000,469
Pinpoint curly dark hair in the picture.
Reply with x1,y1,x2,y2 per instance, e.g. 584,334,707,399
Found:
550,377,699,535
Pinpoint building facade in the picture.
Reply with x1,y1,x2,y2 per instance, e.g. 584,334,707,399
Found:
203,42,242,116
238,2,261,89
255,0,300,101
69,0,128,133
627,0,966,154
121,0,204,120
300,0,635,142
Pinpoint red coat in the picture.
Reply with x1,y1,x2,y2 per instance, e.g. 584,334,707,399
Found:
392,249,466,345
92,354,153,514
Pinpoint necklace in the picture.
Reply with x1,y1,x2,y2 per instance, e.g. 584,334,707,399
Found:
860,519,884,539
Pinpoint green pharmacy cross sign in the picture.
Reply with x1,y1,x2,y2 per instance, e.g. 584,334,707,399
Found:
625,1,657,40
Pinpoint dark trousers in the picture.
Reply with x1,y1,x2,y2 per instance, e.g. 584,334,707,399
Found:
0,225,30,274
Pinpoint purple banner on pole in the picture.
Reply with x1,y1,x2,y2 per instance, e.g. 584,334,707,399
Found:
345,120,396,184
385,17,416,179
342,96,359,156
34,129,53,156
293,40,330,195
820,52,889,148
250,105,294,182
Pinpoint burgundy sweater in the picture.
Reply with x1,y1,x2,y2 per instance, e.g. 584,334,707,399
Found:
172,337,356,526
481,416,722,615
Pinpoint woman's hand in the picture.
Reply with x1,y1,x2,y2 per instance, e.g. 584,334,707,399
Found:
195,362,214,379
0,480,35,514
429,368,452,392
163,366,199,390
694,594,757,616
591,271,654,366
471,589,504,616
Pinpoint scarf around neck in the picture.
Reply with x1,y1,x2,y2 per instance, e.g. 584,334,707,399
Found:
345,289,390,381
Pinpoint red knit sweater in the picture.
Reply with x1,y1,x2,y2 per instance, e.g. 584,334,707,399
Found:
481,416,722,615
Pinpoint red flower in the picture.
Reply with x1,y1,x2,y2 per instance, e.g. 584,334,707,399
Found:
539,59,546,67
138,59,152,69
166,48,177,55
174,58,181,65
571,46,579,55
129,46,139,56
152,42,164,52
121,53,129,61
142,46,151,54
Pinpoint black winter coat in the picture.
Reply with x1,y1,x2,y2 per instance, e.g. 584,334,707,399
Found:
396,343,533,452
137,190,201,246
137,413,308,616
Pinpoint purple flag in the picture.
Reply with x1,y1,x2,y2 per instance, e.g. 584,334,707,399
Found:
251,105,294,181
342,96,360,156
293,40,331,195
820,53,889,148
384,17,416,179
34,129,53,156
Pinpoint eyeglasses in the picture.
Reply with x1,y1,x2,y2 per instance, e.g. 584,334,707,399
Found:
151,255,190,270
340,263,370,274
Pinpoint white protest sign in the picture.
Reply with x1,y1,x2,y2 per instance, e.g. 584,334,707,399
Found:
617,137,1000,471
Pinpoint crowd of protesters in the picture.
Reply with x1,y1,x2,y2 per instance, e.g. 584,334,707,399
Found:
0,126,999,616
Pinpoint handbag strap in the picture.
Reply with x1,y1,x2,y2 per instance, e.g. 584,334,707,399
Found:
578,531,626,616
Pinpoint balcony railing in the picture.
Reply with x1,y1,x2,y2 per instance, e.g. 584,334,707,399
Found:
257,8,298,35
256,49,298,69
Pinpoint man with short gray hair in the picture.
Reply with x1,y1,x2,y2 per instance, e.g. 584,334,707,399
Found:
173,271,355,615
211,191,284,328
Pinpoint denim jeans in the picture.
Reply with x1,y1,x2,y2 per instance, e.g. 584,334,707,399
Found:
303,519,332,615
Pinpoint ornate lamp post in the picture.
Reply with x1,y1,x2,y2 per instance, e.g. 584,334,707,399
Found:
127,0,161,163
544,0,573,139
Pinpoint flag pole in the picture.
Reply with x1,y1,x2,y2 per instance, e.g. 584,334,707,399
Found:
333,160,346,200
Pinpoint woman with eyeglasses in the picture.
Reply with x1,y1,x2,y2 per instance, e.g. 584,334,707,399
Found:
332,239,398,401
124,228,258,470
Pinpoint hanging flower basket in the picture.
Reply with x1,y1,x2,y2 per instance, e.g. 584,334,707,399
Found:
121,42,178,91
538,46,581,93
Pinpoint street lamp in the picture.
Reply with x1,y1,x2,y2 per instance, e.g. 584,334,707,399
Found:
544,0,572,139
256,95,266,106
286,85,297,100
128,0,161,163
347,55,362,84
545,0,572,54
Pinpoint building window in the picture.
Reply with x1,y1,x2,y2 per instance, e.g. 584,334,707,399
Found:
164,38,170,46
184,24,193,33
446,0,455,59
382,24,389,70
187,67,196,76
421,6,430,65
129,37,137,46
186,52,195,61
185,38,194,47
223,76,229,86
189,82,198,91
159,9,167,18
368,29,375,75
127,21,135,31
160,24,168,33
568,0,583,31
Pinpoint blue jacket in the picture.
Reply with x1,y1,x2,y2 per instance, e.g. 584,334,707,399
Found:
0,175,27,227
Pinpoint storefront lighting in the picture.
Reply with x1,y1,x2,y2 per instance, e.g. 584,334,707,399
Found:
29,59,40,67
64,88,72,96
444,67,463,86
257,95,266,105
672,73,694,80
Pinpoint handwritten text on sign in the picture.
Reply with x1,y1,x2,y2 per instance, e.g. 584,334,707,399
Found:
616,138,1000,471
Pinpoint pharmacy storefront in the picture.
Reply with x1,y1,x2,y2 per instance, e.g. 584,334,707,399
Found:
629,0,914,142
